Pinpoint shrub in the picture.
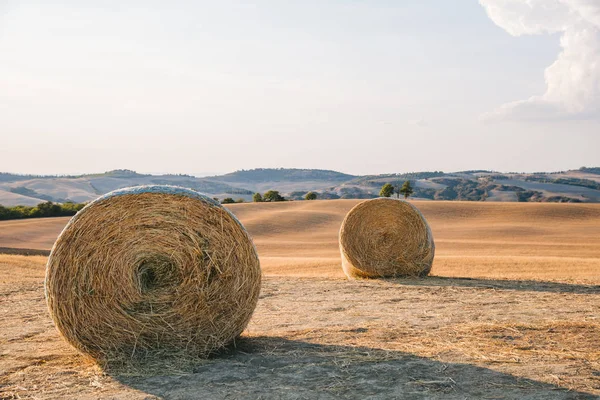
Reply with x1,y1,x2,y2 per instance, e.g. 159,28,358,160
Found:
305,192,317,200
263,190,285,202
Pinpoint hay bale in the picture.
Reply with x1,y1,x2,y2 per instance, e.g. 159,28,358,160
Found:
339,198,435,278
45,185,261,364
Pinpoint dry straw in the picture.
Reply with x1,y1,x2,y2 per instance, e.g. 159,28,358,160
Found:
45,186,261,366
339,197,435,278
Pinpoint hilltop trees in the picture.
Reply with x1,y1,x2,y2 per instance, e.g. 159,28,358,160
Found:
398,181,414,199
379,183,394,198
380,181,414,199
251,190,285,202
305,191,317,200
263,190,285,202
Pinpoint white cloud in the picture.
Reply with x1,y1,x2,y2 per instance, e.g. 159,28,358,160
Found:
480,0,600,121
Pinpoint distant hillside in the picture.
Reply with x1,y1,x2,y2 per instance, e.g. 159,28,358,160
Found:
0,167,599,206
206,168,356,194
579,167,600,175
0,170,253,207
211,168,355,182
0,173,48,183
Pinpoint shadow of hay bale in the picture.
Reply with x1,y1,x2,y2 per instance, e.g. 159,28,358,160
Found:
386,276,600,295
114,337,597,399
0,247,50,256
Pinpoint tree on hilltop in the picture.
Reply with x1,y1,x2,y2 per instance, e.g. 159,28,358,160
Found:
398,181,414,199
305,191,317,200
263,190,285,202
379,183,394,198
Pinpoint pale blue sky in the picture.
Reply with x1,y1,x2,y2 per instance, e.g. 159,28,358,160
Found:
0,1,598,176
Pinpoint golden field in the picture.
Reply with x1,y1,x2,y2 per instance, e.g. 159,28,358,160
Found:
1,200,599,399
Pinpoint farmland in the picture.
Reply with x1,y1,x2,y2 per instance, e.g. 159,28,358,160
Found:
1,200,599,399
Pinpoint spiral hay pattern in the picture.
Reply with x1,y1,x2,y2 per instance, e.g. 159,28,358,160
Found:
339,198,435,279
45,186,261,365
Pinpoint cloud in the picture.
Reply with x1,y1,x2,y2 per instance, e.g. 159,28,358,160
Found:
480,0,600,121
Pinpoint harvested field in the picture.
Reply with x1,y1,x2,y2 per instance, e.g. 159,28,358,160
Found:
1,200,600,399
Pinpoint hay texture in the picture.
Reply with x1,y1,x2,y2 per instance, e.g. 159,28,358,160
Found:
339,198,435,279
45,185,261,364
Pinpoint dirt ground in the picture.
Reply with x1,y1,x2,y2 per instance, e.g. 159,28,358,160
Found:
1,200,599,399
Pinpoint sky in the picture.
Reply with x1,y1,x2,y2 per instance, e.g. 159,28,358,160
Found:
0,0,598,176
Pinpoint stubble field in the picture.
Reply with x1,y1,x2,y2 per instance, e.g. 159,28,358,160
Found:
1,200,599,399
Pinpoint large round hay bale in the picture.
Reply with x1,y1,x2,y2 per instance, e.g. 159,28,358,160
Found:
339,198,435,278
45,185,261,364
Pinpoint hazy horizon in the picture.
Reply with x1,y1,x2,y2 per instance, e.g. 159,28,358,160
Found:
1,164,598,179
1,1,598,176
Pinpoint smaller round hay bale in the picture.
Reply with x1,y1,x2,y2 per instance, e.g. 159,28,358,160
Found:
45,185,261,364
339,198,435,278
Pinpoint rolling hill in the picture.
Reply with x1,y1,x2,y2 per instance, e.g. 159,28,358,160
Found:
0,167,599,206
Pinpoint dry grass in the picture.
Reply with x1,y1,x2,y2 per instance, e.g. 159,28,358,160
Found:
0,216,71,250
339,198,435,278
1,200,600,398
3,199,599,282
232,200,600,282
249,277,600,396
2,262,599,398
45,187,261,368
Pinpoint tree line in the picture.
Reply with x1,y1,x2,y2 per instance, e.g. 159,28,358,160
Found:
251,190,318,202
1,190,320,218
219,190,319,204
379,181,414,199
0,201,86,221
251,190,317,202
